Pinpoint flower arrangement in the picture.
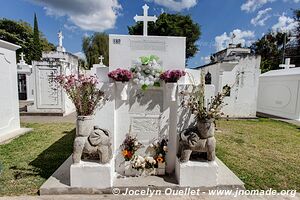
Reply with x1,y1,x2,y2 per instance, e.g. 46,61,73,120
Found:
181,71,229,120
160,70,186,83
121,134,143,161
54,74,105,116
144,157,157,169
131,155,146,171
108,68,133,82
149,139,168,165
130,55,162,90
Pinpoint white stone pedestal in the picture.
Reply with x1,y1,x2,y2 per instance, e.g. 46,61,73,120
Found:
70,160,113,188
175,158,218,187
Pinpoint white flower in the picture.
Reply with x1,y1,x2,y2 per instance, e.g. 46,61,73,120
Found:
145,80,150,85
149,144,154,148
139,80,145,85
134,141,139,146
133,78,139,84
163,146,168,152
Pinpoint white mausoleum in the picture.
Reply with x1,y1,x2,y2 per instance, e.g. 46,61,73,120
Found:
257,58,300,121
0,40,31,143
194,44,261,118
27,32,79,116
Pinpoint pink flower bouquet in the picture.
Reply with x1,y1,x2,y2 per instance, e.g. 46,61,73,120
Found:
160,70,186,83
108,68,133,82
54,74,105,116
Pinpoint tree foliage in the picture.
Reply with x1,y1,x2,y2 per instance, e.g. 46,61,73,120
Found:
128,13,201,61
82,32,109,69
251,32,288,73
32,13,42,61
0,18,55,64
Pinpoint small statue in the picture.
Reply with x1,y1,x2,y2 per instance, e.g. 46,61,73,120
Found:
73,126,112,164
178,119,216,162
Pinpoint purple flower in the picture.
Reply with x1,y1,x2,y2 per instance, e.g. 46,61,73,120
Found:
108,68,133,82
160,70,186,83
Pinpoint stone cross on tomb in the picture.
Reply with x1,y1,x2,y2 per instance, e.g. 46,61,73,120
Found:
19,52,26,65
279,58,295,69
58,31,64,47
134,4,157,36
99,55,104,65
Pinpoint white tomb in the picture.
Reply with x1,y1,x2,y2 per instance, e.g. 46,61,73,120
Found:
196,45,261,118
257,58,300,121
27,31,78,116
70,5,221,189
17,53,34,101
0,40,31,143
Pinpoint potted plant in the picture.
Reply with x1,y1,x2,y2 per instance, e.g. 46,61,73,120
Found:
160,70,186,101
108,68,132,100
179,71,229,161
54,74,105,163
130,55,162,91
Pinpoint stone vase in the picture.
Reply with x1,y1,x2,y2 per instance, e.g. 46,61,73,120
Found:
115,81,129,101
165,82,177,101
72,115,94,164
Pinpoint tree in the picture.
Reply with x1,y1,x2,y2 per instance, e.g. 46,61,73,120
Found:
82,32,109,69
128,13,201,61
32,13,42,61
0,18,55,64
251,32,288,73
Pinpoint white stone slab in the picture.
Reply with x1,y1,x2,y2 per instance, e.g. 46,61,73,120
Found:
70,160,113,189
175,158,218,187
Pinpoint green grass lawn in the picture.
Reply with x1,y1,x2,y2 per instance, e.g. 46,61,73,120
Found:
0,123,75,196
216,118,300,190
0,118,299,196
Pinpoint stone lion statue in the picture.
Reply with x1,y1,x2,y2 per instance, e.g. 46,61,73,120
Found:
73,126,112,164
178,119,216,162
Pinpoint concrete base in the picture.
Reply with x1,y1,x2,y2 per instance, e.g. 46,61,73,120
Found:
70,160,113,189
175,158,218,187
40,156,244,195
0,128,32,144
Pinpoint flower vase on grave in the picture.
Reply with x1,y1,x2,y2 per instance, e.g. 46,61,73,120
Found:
115,82,129,101
73,115,94,163
165,82,177,101
156,162,166,176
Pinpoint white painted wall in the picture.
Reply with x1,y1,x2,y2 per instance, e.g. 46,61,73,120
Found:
0,40,21,136
257,67,300,121
200,56,261,118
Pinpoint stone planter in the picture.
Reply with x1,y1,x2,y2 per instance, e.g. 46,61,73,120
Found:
73,115,94,164
156,162,166,176
76,115,94,137
115,81,129,101
165,82,177,101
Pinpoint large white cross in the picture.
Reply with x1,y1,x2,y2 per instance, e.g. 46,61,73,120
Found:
99,55,104,65
134,4,157,36
58,31,64,47
279,58,295,69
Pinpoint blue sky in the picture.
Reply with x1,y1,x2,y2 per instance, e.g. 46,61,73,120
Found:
0,0,299,67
